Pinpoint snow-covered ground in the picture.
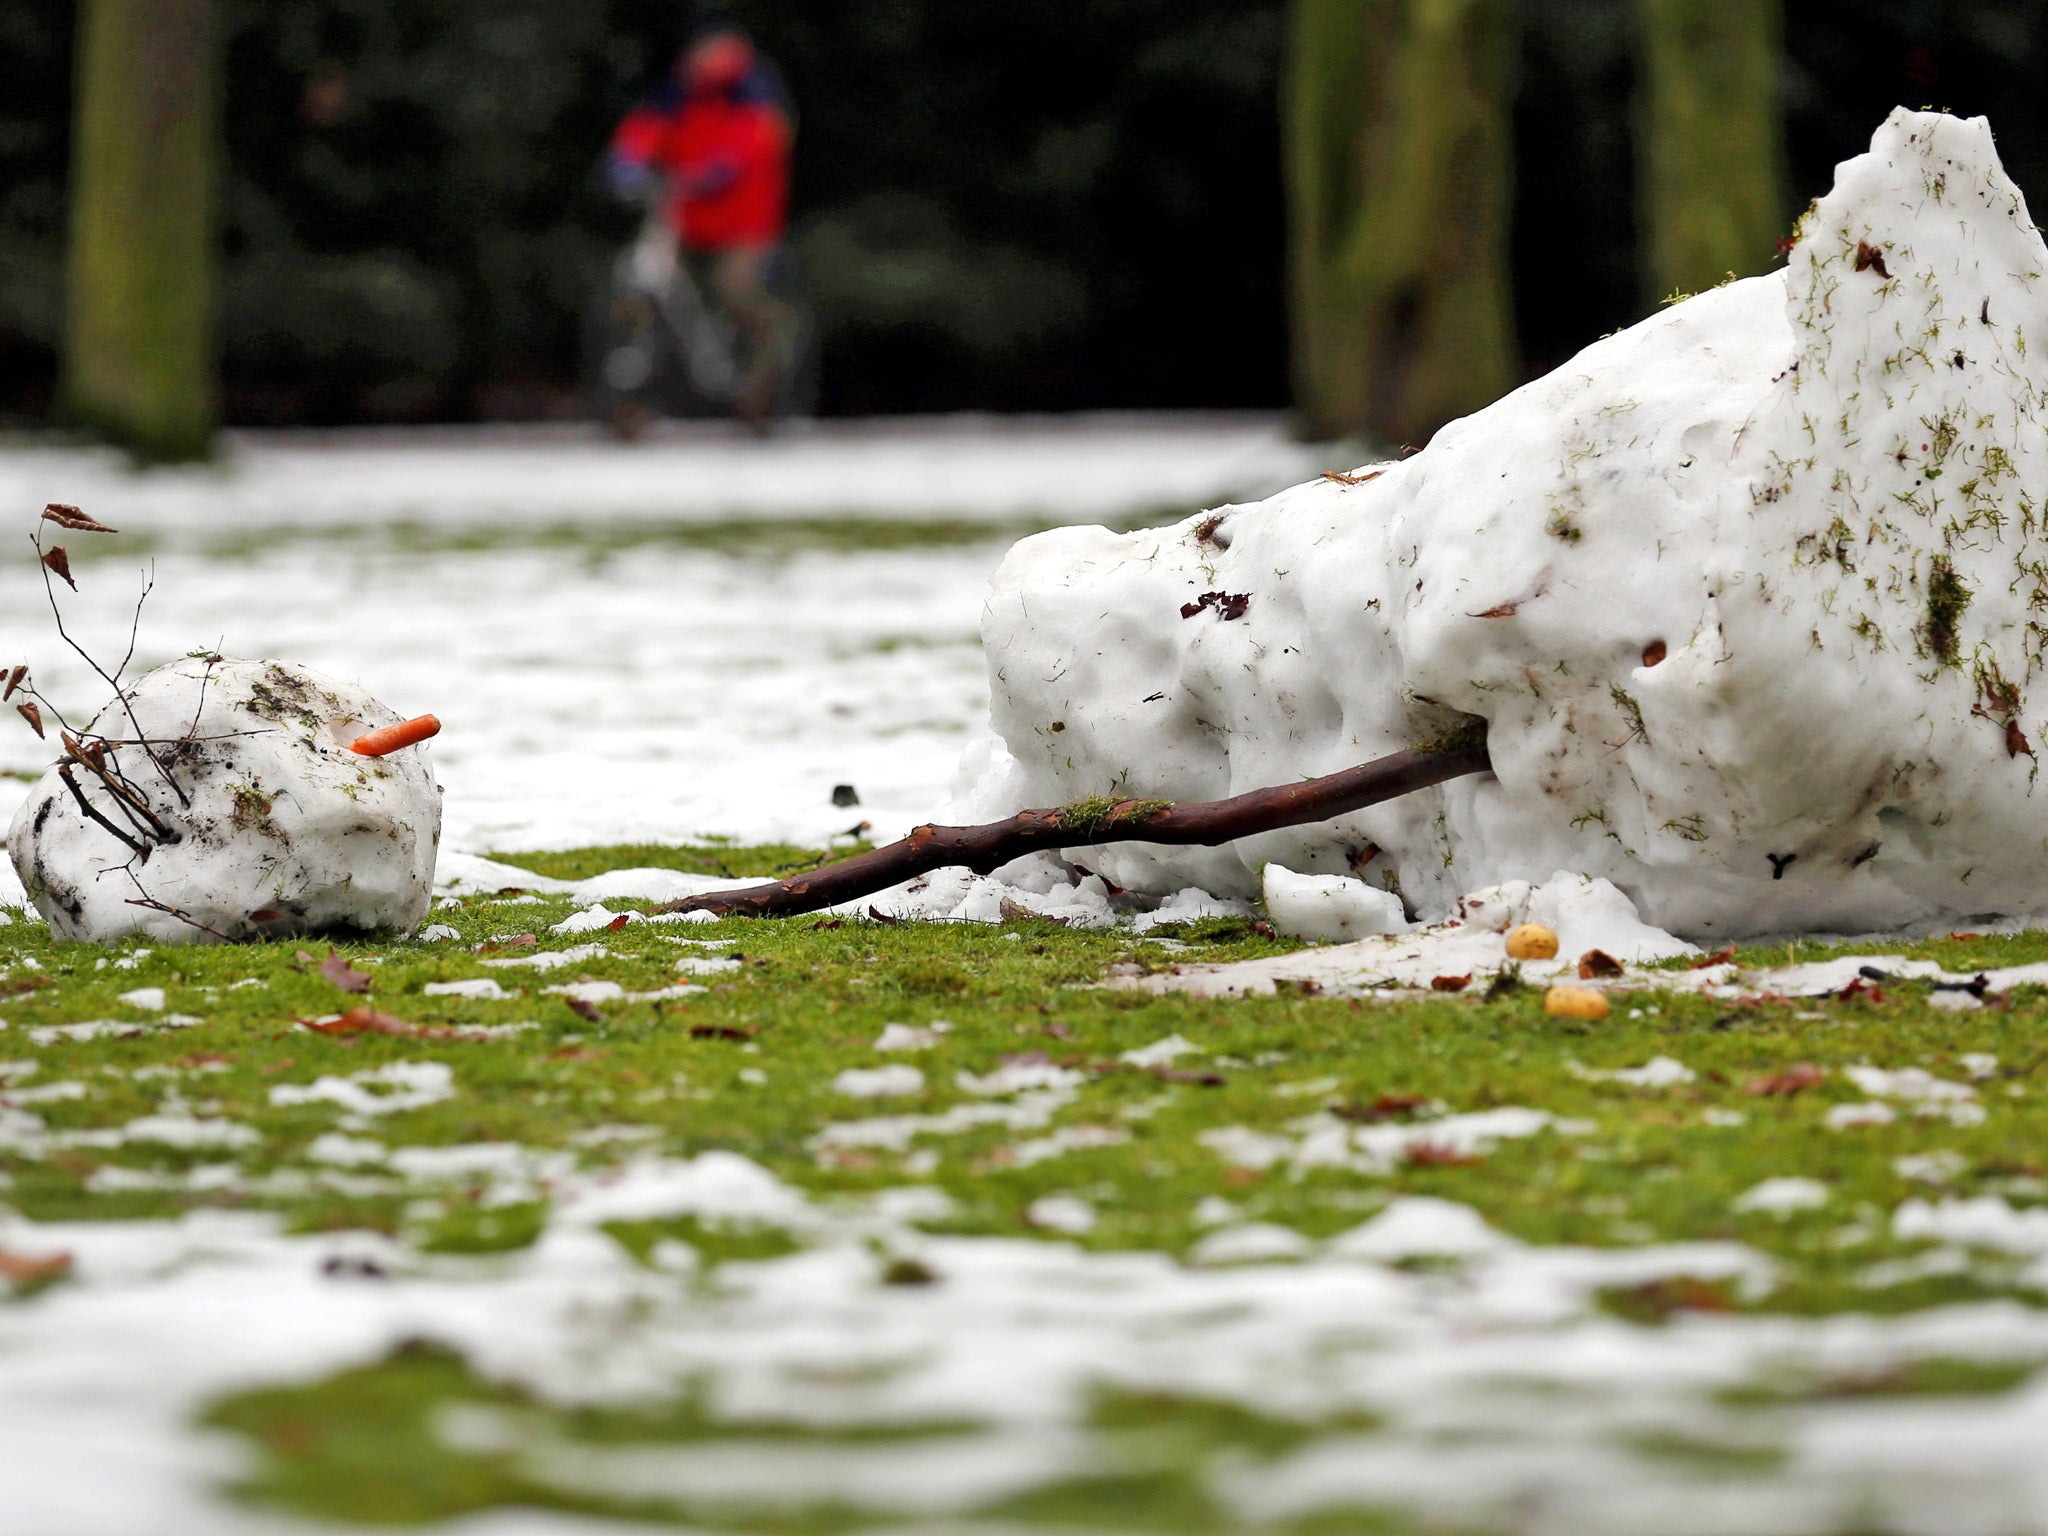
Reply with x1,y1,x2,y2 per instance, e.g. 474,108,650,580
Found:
6,414,2048,1532
0,414,1330,908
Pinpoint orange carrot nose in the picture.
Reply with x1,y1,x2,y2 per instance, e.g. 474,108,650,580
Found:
349,715,441,757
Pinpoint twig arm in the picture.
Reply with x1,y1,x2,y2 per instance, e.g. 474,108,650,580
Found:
657,744,1491,920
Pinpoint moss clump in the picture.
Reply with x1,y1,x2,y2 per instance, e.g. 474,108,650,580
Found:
228,781,281,835
1921,555,1973,666
1055,795,1173,839
1609,684,1650,746
1411,713,1488,757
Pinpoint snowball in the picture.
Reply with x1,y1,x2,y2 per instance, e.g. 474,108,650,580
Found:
1262,865,1410,942
958,111,2048,938
7,658,440,944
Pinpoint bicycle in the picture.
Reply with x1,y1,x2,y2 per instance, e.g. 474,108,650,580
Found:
584,193,818,436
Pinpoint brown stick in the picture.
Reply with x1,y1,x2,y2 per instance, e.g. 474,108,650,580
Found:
657,743,1492,920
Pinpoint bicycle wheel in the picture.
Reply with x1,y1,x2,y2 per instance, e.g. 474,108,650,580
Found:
581,273,676,435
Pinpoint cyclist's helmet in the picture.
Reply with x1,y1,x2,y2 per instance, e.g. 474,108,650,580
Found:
684,30,755,92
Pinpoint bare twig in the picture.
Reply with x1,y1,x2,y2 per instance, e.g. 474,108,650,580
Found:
30,527,188,808
60,733,179,844
114,563,155,685
56,764,151,862
118,867,234,941
656,743,1492,921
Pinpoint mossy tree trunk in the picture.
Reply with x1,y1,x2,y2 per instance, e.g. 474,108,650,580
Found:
1285,0,1518,448
1634,0,1784,300
61,0,221,463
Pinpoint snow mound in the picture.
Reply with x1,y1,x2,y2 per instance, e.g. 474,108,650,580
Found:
8,658,440,943
958,111,2048,938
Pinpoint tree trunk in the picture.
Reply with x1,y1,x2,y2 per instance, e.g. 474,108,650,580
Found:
61,0,220,463
1285,0,1519,448
1634,0,1785,301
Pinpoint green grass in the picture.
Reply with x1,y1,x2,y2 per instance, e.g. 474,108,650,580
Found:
8,841,2048,1527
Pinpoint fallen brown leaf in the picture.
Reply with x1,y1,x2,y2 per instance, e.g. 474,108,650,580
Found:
1745,1062,1825,1097
300,1007,449,1039
1430,973,1472,992
320,950,372,995
1404,1141,1481,1168
1690,946,1737,969
1336,1093,1428,1123
1577,949,1624,980
1607,1274,1735,1322
0,1248,73,1286
1854,240,1891,278
564,997,604,1024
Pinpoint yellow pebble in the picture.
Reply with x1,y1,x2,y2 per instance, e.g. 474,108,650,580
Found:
1544,985,1610,1021
1504,922,1559,960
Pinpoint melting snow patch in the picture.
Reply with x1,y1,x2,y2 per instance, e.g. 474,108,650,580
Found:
874,1022,944,1051
544,981,626,1005
1326,1197,1517,1262
1896,1151,1968,1185
1025,1194,1096,1234
958,1061,1085,1097
270,1062,454,1117
1844,1066,1985,1125
1009,1124,1128,1167
833,1065,926,1100
306,1133,387,1167
1894,1197,2048,1255
1827,1101,1899,1129
27,1018,196,1046
480,944,611,972
423,978,511,1000
1188,1222,1314,1266
1734,1177,1831,1215
1572,1055,1695,1088
1262,866,1410,942
120,1113,260,1150
116,988,165,1012
1118,1034,1199,1068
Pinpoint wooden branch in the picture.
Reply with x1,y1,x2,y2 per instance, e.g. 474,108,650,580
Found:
657,743,1491,921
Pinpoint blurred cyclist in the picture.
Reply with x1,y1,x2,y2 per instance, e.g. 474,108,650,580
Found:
607,29,795,424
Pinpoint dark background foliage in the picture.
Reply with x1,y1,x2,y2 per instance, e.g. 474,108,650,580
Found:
2,1,2045,426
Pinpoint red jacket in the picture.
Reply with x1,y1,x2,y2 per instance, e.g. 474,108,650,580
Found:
610,74,791,250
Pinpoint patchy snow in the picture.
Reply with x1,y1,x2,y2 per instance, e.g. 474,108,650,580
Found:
1845,1065,1986,1125
1734,1177,1832,1215
5,1155,2048,1533
1573,1055,1696,1088
1117,1033,1200,1068
268,1062,454,1118
1262,864,1410,942
873,1022,946,1052
1187,1222,1315,1266
1024,1194,1097,1234
0,416,1320,904
421,978,511,1000
832,1065,926,1100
